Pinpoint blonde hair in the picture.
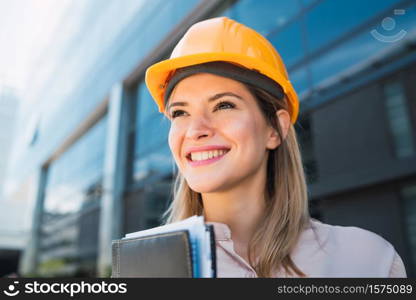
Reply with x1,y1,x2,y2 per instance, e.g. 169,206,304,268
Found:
162,84,311,277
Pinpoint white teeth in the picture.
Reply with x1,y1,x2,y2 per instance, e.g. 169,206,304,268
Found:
190,149,228,161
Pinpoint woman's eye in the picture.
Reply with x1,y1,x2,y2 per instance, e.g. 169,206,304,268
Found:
170,101,235,119
171,110,186,119
214,101,235,111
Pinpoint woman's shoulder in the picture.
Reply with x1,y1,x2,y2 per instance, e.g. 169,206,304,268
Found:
309,218,392,250
290,218,407,277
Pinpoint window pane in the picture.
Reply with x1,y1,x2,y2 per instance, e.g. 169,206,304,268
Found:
309,28,382,88
401,184,416,276
39,115,107,277
134,82,173,181
45,117,107,215
290,67,310,97
269,21,305,68
383,81,414,158
223,0,301,36
300,0,318,7
305,0,402,52
136,0,199,57
309,0,416,90
296,114,318,184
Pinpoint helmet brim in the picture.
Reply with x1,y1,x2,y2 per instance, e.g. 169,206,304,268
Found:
145,52,299,124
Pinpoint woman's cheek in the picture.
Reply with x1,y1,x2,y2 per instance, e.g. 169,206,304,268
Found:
168,125,182,161
223,114,254,139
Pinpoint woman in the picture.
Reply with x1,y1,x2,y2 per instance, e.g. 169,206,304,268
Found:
145,17,407,278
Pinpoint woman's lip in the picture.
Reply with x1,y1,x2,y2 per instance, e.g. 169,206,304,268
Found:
187,150,229,167
185,145,231,157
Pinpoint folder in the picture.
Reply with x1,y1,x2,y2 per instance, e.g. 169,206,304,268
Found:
111,215,216,278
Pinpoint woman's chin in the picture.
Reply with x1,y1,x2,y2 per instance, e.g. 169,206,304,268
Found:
187,179,226,194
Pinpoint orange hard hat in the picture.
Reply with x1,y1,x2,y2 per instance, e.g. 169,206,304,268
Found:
145,16,299,124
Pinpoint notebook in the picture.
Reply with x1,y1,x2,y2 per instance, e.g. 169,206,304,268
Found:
111,215,216,278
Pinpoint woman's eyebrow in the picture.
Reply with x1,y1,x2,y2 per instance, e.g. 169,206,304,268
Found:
167,92,243,111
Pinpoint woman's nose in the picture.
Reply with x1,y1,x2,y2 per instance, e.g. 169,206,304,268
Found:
185,116,214,140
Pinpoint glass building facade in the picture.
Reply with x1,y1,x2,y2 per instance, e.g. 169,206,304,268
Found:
38,116,107,276
6,0,415,277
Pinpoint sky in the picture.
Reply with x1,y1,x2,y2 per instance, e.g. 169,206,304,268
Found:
0,0,73,246
0,0,72,92
0,0,148,246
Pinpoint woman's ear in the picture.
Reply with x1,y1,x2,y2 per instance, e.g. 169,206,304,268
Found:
266,109,291,150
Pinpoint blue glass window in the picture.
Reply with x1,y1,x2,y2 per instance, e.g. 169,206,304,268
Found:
290,67,311,97
134,0,199,59
401,184,416,277
134,82,172,181
223,0,301,36
269,21,306,68
44,116,107,216
300,0,318,7
383,80,414,158
39,115,107,276
309,3,416,89
305,0,402,53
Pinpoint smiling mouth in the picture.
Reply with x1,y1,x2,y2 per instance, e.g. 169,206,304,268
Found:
186,149,230,162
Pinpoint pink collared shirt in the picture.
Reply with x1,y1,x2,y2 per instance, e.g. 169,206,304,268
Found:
207,219,407,278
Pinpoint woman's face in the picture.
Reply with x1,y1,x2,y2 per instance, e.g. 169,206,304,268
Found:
166,73,280,194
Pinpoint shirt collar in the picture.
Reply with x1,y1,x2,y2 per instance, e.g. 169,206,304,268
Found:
205,221,232,241
205,219,325,244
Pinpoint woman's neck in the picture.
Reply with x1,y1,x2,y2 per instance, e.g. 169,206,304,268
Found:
201,166,267,249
